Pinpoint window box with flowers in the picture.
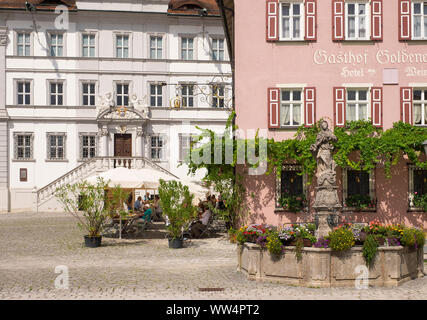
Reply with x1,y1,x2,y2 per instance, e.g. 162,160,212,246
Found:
275,165,308,213
408,165,427,212
342,168,376,212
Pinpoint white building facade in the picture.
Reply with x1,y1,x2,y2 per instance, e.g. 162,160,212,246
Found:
0,0,231,212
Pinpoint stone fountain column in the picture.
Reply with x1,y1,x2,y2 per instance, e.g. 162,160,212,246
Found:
310,120,342,239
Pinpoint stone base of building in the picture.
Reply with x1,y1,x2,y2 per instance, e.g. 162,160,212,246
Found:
237,243,425,288
0,187,9,212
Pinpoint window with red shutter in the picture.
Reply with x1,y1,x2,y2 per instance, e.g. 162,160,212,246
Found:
371,87,383,127
268,88,280,128
304,87,316,126
401,87,413,124
334,87,346,127
266,0,279,41
305,0,317,41
332,0,345,41
371,0,383,41
399,0,412,40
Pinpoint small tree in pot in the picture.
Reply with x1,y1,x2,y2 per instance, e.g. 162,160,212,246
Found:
56,177,111,248
158,179,196,248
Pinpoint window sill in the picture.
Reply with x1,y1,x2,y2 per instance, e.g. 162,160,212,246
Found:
343,207,376,213
45,159,69,163
407,207,426,213
274,207,308,214
270,126,302,131
12,159,36,162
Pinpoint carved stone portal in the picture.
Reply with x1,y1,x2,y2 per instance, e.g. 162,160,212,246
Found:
310,120,342,239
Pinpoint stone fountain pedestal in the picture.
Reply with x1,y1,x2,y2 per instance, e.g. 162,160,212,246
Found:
313,185,342,239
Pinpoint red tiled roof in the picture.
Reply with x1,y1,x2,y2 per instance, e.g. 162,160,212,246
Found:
0,0,76,11
168,0,220,16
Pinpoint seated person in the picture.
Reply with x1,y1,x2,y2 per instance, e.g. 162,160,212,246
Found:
190,203,212,238
152,195,163,221
141,204,152,222
134,196,143,212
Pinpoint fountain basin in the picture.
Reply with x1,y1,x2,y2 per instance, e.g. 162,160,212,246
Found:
237,243,424,287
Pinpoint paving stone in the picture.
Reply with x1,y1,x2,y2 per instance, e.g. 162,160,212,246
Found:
0,211,426,300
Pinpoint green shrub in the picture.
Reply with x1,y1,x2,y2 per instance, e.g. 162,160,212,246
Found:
415,229,426,248
400,228,417,248
328,227,355,251
266,232,284,256
363,234,379,267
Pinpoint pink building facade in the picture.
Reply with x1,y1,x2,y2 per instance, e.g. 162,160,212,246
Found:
218,0,427,230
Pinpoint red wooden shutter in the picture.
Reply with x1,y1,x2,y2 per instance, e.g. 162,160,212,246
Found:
332,0,345,41
266,0,279,42
304,87,316,127
305,0,317,41
401,87,413,124
371,0,383,40
371,87,383,127
268,88,280,128
399,0,411,40
334,87,346,127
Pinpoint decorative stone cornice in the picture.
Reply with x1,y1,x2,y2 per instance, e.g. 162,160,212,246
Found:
0,27,8,46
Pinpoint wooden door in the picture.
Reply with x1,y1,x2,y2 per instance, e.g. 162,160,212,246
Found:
114,134,132,157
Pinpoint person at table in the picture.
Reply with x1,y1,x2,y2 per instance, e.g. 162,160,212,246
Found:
126,193,133,211
141,203,152,222
134,196,143,212
190,203,211,238
143,192,151,202
153,195,162,221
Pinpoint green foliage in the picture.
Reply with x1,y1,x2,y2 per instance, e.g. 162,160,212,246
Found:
55,178,111,238
294,237,304,261
400,227,426,248
158,179,196,240
279,194,307,213
345,194,376,210
266,232,284,256
328,226,355,251
362,234,379,267
108,185,130,219
413,193,427,212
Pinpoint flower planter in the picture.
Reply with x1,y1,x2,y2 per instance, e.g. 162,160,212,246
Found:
84,235,102,248
168,238,184,249
290,239,312,247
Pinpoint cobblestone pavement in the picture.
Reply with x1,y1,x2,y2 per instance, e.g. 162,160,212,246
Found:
0,212,426,300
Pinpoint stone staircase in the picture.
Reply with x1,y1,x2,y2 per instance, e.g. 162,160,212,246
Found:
36,156,178,211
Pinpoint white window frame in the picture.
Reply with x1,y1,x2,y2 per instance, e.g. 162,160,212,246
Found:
15,79,32,106
179,134,196,163
211,83,226,108
13,132,34,161
81,81,97,106
81,32,97,57
150,135,164,161
211,37,225,61
280,88,304,127
412,1,427,39
345,1,370,40
279,1,305,41
149,83,163,107
180,83,195,108
79,133,97,161
345,88,370,122
275,164,307,209
181,36,195,60
115,33,130,58
49,32,65,57
342,168,376,210
48,81,65,106
46,133,67,161
413,88,427,126
15,31,32,56
149,35,164,59
115,82,130,107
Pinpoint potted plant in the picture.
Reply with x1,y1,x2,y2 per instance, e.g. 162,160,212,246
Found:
279,193,307,213
56,177,111,248
158,179,196,249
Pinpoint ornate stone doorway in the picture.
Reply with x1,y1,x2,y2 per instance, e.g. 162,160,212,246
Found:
114,134,132,157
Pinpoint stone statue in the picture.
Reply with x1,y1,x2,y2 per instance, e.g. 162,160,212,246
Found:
130,94,149,119
311,120,341,238
96,92,115,116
